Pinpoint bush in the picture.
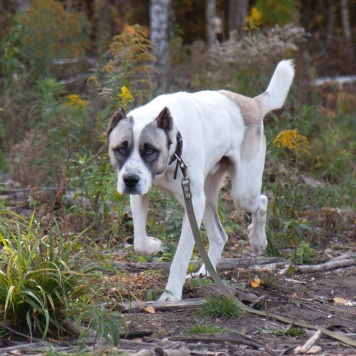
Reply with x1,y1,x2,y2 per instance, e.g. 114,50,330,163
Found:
2,0,90,80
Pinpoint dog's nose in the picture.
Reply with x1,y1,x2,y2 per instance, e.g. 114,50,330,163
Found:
123,174,140,188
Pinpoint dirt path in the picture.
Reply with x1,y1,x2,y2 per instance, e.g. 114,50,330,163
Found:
119,256,356,355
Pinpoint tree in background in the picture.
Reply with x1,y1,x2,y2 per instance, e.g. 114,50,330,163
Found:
340,0,354,60
150,0,174,86
206,0,217,46
228,0,248,37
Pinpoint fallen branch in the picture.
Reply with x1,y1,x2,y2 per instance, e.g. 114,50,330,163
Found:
119,297,206,313
113,256,286,273
169,331,263,349
296,256,356,273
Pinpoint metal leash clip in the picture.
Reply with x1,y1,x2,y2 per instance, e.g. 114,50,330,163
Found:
174,153,188,180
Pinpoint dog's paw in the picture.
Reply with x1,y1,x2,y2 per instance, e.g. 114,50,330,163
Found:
146,236,162,254
248,229,268,256
248,220,268,256
186,266,209,280
135,236,161,255
251,240,268,256
158,292,181,302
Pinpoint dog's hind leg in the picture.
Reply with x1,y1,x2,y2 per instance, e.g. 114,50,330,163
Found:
130,194,162,255
247,194,268,255
231,151,268,256
191,168,228,277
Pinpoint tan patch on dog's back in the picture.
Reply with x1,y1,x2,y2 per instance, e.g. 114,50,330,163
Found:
219,90,262,126
219,90,264,161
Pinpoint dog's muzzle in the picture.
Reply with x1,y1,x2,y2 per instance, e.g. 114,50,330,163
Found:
122,174,140,194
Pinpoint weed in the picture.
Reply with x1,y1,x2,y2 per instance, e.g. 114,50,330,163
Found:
98,24,156,115
74,304,126,348
199,295,241,319
288,241,317,265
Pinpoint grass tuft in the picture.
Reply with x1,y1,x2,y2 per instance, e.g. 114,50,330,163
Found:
199,295,241,319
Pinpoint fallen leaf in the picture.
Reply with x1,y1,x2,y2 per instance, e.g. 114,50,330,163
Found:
250,278,261,288
333,297,348,305
145,306,155,313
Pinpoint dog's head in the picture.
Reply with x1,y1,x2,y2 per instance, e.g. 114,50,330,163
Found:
107,106,177,195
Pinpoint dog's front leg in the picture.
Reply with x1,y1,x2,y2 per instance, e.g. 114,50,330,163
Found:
159,193,206,302
130,194,161,255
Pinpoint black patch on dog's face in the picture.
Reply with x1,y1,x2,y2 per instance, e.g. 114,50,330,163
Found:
107,108,127,141
139,123,169,178
137,108,174,178
108,116,134,171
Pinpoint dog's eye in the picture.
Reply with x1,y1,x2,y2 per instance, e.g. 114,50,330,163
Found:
145,147,156,156
114,145,127,156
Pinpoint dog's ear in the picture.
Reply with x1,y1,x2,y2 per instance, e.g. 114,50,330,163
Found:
107,108,126,140
156,107,173,133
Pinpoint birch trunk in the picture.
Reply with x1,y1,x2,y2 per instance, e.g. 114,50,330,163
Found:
150,0,173,82
340,0,353,59
206,0,217,47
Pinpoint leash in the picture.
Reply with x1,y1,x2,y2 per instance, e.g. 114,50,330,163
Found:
176,156,356,348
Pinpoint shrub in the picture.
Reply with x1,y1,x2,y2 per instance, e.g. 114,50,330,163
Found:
2,0,90,79
186,24,307,96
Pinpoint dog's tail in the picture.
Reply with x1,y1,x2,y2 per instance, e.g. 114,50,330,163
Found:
255,60,295,117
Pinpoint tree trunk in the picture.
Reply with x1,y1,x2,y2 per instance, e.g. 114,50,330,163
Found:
228,0,248,38
326,0,335,47
340,0,353,60
14,0,30,12
206,0,217,47
150,0,173,82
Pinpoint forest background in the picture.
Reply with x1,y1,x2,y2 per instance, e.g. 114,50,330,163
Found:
0,0,355,349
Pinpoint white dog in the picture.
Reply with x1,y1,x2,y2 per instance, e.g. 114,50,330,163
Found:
107,60,295,301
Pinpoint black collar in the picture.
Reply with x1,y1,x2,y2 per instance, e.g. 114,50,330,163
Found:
169,131,183,179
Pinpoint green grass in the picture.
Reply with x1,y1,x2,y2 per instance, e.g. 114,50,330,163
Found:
0,212,83,337
186,324,227,334
0,209,125,345
199,295,241,319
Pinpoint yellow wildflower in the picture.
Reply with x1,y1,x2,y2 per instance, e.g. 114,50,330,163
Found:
103,60,115,74
273,129,311,157
124,24,137,36
245,7,262,31
86,76,97,84
65,94,87,111
118,86,134,107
